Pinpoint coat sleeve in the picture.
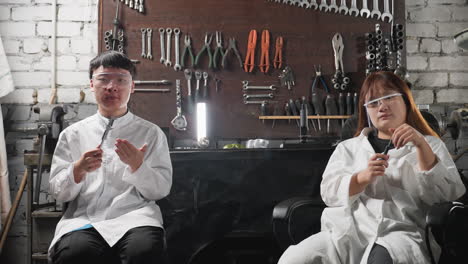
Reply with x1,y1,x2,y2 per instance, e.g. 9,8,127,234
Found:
49,130,84,203
320,142,362,207
407,137,465,204
121,127,172,201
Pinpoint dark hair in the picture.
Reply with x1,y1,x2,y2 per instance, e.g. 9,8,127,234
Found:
88,51,136,79
355,71,438,137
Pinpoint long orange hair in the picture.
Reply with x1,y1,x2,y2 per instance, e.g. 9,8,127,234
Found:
354,71,438,137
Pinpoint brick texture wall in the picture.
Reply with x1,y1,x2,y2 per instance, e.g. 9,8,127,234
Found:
0,0,98,105
406,0,468,104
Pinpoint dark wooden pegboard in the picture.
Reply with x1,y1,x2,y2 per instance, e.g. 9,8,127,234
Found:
98,0,405,141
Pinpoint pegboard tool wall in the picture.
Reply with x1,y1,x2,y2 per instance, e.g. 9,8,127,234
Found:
98,0,405,141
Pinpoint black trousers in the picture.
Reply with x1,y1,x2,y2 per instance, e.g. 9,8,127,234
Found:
367,244,393,264
49,226,165,264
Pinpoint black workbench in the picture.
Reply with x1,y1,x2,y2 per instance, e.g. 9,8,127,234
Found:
163,147,334,264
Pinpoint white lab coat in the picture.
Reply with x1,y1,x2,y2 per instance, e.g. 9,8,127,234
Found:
279,128,465,264
48,111,172,251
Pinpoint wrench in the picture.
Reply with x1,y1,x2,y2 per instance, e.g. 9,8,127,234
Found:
328,0,338,13
129,0,133,9
243,93,274,99
360,0,370,18
381,0,393,22
159,28,165,64
243,85,277,91
349,0,359,16
138,0,144,13
202,71,208,98
244,100,268,105
370,0,381,20
173,28,181,71
165,28,172,67
184,69,192,97
338,0,348,15
310,0,318,9
299,0,310,9
195,70,202,102
146,28,153,60
133,0,138,10
318,0,329,11
141,28,146,58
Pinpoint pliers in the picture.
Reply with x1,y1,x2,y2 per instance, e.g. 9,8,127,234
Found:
311,65,329,94
259,29,270,73
273,36,283,69
195,33,213,68
244,29,257,73
221,38,243,69
212,31,225,69
181,34,195,68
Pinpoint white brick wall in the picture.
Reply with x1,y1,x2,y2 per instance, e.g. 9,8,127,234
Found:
0,0,98,104
406,0,468,104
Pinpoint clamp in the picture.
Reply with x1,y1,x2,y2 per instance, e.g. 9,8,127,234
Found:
244,29,257,73
222,38,243,69
212,31,225,69
181,34,195,68
259,29,270,73
273,36,283,69
195,33,213,68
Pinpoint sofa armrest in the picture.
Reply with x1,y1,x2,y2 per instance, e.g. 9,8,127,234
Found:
272,197,325,250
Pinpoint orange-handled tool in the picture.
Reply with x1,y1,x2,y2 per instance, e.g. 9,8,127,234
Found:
259,30,270,73
273,36,283,69
244,29,257,73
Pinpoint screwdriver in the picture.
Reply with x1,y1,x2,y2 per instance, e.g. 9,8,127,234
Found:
271,103,281,128
260,101,267,124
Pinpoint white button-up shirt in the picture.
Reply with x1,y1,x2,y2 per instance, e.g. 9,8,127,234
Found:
320,128,465,264
48,111,172,250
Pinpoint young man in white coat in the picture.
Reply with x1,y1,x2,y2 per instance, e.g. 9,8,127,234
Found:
278,71,465,264
48,51,172,264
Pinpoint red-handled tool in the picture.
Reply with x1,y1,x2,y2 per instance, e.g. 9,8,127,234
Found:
244,29,257,73
273,36,283,69
259,30,270,73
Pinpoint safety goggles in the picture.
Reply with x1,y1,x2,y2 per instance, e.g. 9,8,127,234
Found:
92,72,132,88
363,93,402,109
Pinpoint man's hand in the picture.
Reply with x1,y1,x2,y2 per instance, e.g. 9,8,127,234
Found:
115,139,147,172
73,147,103,183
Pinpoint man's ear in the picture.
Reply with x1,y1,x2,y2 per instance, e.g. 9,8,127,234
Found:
90,79,95,92
130,81,135,94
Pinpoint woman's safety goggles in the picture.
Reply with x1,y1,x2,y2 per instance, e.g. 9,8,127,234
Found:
363,93,402,109
92,72,132,88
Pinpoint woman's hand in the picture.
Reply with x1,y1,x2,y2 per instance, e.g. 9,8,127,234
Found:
390,124,426,149
350,153,389,195
390,124,437,171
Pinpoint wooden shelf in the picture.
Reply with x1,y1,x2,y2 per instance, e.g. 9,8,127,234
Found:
259,115,352,120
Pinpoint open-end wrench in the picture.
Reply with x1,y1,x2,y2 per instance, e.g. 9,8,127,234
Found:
349,0,359,16
173,28,181,71
159,28,165,64
141,28,146,58
310,0,318,9
165,28,172,67
129,0,133,8
146,28,153,60
370,0,381,20
184,69,193,113
243,85,277,91
133,0,138,10
243,93,274,99
319,0,329,11
202,71,208,98
360,0,371,18
138,0,144,13
328,0,338,13
194,70,202,102
338,0,348,15
381,0,393,22
299,0,310,9
244,100,268,105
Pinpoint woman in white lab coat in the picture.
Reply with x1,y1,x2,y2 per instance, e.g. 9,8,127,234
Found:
278,71,465,264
